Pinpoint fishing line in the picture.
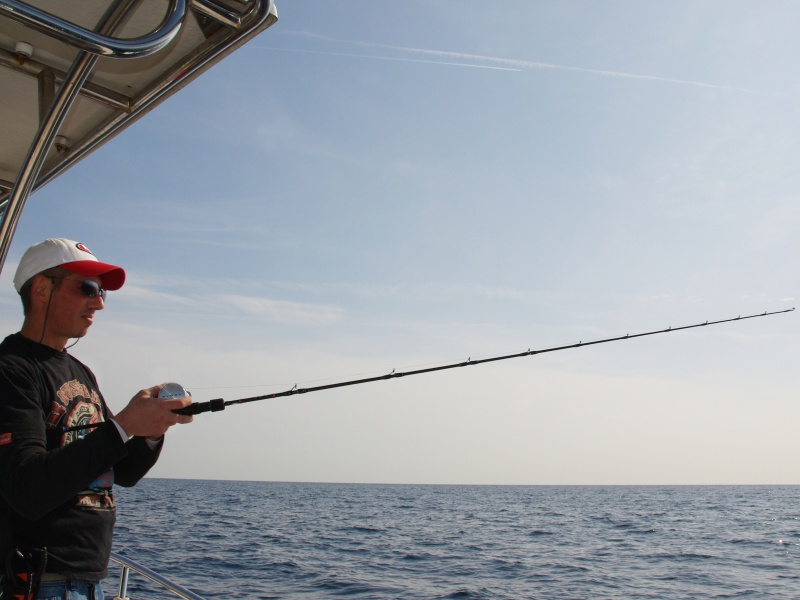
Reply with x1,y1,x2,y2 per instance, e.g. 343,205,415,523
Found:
61,307,793,433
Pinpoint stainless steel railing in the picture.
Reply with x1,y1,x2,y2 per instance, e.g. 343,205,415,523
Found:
109,551,206,600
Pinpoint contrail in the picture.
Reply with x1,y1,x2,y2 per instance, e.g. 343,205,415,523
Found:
257,47,522,72
275,31,769,94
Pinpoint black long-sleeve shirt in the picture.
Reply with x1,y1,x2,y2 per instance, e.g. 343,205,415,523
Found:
0,333,161,580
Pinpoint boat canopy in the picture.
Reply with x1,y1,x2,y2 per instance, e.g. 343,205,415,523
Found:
0,0,278,272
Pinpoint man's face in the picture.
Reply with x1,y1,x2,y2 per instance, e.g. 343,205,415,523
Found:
45,275,105,341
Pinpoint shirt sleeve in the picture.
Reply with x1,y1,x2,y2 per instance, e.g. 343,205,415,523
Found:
109,418,129,443
114,436,163,487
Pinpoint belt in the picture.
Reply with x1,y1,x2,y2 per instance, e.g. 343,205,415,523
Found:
41,573,68,581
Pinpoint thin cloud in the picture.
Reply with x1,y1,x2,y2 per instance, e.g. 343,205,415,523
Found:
219,294,344,325
269,280,526,302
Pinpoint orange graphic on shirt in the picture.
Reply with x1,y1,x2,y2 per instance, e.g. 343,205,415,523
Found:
46,379,104,446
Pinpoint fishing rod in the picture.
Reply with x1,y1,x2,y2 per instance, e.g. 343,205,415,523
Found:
173,307,793,416
61,307,793,433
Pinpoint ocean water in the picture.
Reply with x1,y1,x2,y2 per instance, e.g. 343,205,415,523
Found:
109,480,800,599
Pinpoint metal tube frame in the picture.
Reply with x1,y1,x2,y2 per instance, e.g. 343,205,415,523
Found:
0,0,186,58
0,49,100,274
0,0,275,276
0,0,143,273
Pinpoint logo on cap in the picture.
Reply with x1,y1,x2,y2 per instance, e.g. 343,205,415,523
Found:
75,243,94,256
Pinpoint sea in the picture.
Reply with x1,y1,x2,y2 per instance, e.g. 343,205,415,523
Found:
108,480,800,599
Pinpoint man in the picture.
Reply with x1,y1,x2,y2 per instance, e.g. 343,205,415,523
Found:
0,238,193,599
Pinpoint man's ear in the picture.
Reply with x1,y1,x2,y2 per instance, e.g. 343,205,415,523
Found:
30,274,54,305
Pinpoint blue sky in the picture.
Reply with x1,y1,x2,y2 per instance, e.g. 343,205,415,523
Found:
1,1,797,484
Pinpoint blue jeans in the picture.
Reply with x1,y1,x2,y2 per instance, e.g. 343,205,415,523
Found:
36,579,104,600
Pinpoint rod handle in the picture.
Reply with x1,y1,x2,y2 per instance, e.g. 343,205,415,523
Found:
173,398,225,416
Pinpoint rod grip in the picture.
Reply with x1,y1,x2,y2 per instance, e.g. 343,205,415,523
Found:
173,398,225,416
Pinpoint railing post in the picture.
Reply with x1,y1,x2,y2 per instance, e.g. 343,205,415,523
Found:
114,564,131,600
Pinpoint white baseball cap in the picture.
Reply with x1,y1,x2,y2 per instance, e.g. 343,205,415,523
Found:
13,238,126,292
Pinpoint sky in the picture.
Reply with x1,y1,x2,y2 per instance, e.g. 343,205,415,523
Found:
0,1,797,485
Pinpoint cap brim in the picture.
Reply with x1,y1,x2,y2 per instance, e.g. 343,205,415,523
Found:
61,260,126,290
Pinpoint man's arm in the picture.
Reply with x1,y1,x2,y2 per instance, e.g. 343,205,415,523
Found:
0,378,190,519
0,420,128,520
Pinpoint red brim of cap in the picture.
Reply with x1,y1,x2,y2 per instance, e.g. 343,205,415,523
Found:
61,260,126,290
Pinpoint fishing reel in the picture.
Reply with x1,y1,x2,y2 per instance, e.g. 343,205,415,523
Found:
160,382,226,416
158,382,191,400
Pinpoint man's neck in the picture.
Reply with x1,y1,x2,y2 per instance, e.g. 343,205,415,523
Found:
19,321,67,351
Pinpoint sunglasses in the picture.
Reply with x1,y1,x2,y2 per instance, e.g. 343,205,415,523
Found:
75,279,107,301
48,277,107,301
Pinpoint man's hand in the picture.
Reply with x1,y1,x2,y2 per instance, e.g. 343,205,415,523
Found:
114,384,194,439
